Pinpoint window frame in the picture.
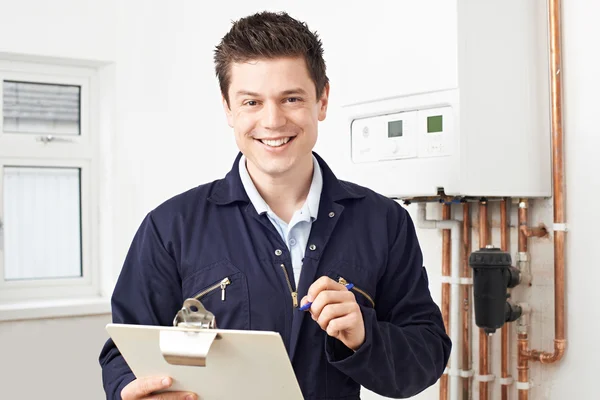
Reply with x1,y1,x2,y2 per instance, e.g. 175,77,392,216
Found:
0,60,102,307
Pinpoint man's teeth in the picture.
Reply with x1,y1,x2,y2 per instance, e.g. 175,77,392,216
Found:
260,137,291,147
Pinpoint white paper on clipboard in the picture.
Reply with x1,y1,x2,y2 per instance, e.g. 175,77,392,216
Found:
106,323,304,400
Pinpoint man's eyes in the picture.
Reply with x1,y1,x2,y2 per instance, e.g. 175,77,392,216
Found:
242,98,303,107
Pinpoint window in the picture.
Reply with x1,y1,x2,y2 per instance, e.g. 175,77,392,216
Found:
0,60,100,306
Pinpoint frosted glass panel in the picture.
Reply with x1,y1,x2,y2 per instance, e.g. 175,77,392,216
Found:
3,167,82,281
3,81,81,135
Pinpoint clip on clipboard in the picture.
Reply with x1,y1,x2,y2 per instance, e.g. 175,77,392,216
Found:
106,298,303,400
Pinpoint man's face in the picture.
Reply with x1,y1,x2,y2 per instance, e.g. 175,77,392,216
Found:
223,56,329,178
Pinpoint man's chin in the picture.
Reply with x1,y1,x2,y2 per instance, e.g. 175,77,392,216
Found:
261,165,292,178
255,159,296,177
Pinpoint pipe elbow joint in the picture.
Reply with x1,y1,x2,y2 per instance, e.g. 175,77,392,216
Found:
526,340,566,364
540,340,566,364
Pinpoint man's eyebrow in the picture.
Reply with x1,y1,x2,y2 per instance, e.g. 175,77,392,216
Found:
234,88,309,98
281,88,309,96
235,90,261,98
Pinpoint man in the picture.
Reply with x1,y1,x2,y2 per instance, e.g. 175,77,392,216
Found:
100,11,451,400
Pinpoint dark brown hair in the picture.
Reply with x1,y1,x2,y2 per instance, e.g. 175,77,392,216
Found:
214,11,329,106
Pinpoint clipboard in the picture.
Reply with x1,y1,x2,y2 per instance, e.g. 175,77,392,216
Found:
106,298,304,400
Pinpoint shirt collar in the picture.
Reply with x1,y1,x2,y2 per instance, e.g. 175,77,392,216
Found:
238,155,323,221
207,151,365,206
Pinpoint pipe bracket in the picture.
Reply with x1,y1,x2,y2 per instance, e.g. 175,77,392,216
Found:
553,223,568,232
440,276,473,285
516,380,532,390
474,374,495,382
443,368,474,378
499,376,514,385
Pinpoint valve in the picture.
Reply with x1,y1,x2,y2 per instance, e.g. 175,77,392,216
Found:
469,246,522,334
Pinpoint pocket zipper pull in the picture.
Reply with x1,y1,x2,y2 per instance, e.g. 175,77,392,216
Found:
220,277,231,301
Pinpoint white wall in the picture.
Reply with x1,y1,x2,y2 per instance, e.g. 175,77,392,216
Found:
0,0,598,399
0,0,115,62
0,314,110,397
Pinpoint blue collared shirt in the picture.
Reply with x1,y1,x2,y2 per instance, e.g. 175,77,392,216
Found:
238,154,323,287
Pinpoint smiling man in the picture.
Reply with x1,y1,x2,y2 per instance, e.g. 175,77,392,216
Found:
100,11,451,400
223,55,326,224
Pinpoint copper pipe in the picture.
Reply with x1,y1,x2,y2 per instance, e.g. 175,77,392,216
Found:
461,203,472,400
500,199,509,400
518,332,529,400
522,0,567,366
439,204,451,400
517,200,530,399
547,0,567,361
520,224,549,238
518,205,528,253
501,322,509,400
549,0,565,230
478,201,490,247
478,201,490,400
500,200,508,251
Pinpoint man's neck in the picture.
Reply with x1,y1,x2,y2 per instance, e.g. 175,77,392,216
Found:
246,156,314,223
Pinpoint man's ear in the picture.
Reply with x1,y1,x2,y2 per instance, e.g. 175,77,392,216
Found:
222,95,234,128
318,83,330,122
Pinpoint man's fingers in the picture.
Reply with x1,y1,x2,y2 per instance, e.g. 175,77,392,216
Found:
148,392,198,400
122,376,173,399
300,295,309,308
315,302,358,331
309,290,355,320
121,377,198,400
306,276,346,302
325,313,359,338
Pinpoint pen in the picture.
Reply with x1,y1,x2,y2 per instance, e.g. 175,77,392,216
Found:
298,283,354,311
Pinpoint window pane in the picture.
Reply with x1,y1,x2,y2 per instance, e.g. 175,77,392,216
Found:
3,166,82,281
3,81,81,135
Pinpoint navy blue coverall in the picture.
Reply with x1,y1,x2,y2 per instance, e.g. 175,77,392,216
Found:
99,152,451,399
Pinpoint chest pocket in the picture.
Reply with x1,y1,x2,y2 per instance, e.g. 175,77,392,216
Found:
325,261,376,309
181,259,250,330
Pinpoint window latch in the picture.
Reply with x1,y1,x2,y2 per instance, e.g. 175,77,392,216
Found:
36,135,73,144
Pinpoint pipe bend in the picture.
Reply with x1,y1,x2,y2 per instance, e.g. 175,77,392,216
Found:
525,340,566,364
416,203,460,235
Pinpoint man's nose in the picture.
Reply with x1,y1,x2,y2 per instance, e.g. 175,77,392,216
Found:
260,102,286,129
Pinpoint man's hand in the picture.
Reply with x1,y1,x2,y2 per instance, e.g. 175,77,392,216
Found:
301,276,366,351
121,376,198,400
